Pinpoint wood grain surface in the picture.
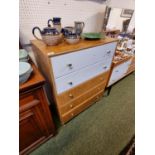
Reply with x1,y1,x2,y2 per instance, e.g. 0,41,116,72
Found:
31,37,118,57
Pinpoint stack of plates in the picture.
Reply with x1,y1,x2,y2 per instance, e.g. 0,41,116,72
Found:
19,62,33,84
19,49,29,62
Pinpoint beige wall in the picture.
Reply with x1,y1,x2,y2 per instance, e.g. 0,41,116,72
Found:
20,0,106,45
108,0,135,10
19,0,135,45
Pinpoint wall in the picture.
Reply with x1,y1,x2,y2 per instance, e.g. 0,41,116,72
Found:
108,0,135,10
20,0,135,45
19,0,107,45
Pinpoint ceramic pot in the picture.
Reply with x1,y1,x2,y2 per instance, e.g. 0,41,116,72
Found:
32,26,62,46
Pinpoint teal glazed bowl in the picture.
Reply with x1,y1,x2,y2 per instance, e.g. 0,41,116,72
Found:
19,62,33,84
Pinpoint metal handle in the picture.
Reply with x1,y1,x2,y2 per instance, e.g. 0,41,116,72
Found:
107,51,111,54
103,66,107,69
32,27,42,41
69,93,74,98
67,64,73,69
100,77,104,80
81,22,85,29
70,104,73,108
68,82,73,85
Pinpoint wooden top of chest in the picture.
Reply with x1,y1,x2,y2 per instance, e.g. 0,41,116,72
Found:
31,37,118,57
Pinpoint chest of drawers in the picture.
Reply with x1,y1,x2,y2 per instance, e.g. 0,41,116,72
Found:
32,38,118,124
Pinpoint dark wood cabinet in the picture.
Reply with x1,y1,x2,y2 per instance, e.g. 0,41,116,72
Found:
19,61,55,155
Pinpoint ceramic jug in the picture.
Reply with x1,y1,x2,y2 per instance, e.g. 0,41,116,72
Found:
74,21,85,35
48,17,62,33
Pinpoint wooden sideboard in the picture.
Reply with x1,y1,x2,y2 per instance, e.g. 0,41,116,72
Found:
31,38,118,124
19,61,55,155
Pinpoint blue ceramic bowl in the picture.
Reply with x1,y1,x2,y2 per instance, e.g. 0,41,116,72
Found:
19,62,33,84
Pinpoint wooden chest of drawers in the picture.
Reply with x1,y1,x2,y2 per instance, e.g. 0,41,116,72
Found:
31,38,118,124
19,62,55,155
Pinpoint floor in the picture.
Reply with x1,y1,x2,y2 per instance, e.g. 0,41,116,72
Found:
30,73,135,155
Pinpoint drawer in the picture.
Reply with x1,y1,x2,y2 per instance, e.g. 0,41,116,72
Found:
59,81,106,114
57,71,109,105
51,42,117,78
55,60,111,94
20,90,39,108
108,59,132,86
60,91,103,123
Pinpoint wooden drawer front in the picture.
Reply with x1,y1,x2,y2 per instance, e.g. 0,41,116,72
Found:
57,71,109,105
61,91,103,123
51,42,117,78
20,91,38,108
55,60,110,94
59,81,106,114
108,60,132,86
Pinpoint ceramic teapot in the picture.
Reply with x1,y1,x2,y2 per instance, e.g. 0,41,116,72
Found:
32,26,62,46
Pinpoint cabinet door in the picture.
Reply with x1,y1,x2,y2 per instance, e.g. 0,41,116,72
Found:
19,100,48,153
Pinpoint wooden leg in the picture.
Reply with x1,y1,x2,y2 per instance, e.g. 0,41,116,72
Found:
104,86,112,97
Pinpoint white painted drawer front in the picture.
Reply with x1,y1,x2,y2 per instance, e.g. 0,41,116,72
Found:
51,42,117,78
108,60,132,86
93,42,117,62
55,60,110,94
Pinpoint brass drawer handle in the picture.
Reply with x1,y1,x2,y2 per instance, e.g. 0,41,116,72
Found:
69,93,74,98
70,104,73,108
98,87,101,90
100,77,104,81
